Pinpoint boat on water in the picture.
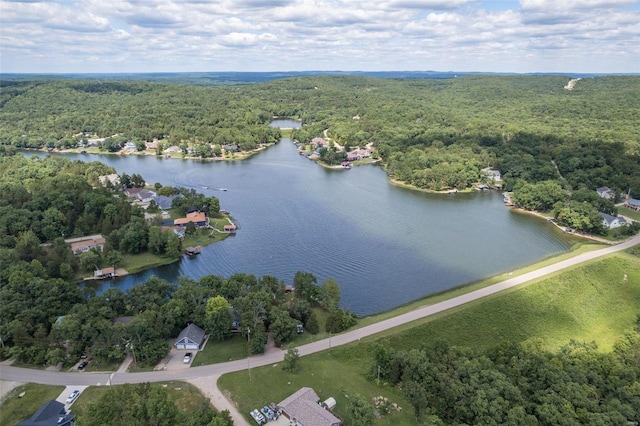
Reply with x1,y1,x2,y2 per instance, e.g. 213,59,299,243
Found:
214,187,228,191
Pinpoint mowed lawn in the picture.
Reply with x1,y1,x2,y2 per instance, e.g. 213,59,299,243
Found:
219,252,640,424
0,384,64,426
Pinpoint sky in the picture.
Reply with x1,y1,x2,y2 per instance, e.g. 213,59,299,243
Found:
1,0,639,74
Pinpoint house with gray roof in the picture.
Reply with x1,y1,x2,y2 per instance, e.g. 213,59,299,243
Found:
596,187,615,200
599,212,627,229
277,387,342,426
174,323,206,350
625,198,640,212
17,400,75,426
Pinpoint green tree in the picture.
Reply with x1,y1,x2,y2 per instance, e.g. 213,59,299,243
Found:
319,278,341,310
293,271,318,302
269,307,297,346
305,311,320,334
79,247,102,272
205,295,232,341
282,347,300,372
347,393,375,426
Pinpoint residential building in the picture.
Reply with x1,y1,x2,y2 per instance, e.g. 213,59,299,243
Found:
66,235,105,255
599,212,627,229
16,400,75,426
98,174,120,187
625,198,640,211
483,168,502,182
596,187,615,200
174,323,206,350
277,387,342,426
174,211,209,228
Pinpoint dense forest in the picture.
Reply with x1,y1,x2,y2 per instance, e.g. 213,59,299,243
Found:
372,331,640,425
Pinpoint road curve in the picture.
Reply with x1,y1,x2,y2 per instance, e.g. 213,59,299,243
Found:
2,234,639,420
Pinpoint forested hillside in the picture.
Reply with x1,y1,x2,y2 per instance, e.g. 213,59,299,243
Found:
2,75,639,198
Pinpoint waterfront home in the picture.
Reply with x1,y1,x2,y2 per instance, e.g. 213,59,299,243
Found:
145,140,158,150
312,137,328,148
346,152,360,162
174,211,209,228
124,188,156,203
164,145,181,154
483,168,502,182
222,144,240,152
599,212,627,229
596,187,615,200
66,235,105,255
124,141,137,151
98,173,120,187
223,223,237,233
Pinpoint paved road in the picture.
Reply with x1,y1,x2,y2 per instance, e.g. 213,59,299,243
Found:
2,234,639,424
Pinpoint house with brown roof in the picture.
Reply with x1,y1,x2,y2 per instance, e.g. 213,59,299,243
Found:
66,235,105,255
174,211,209,228
277,387,342,426
94,267,115,279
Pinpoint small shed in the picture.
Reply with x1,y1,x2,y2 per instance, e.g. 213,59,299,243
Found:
174,323,206,350
323,397,337,410
223,224,237,233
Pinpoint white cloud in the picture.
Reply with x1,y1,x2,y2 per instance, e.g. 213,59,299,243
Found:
0,0,638,73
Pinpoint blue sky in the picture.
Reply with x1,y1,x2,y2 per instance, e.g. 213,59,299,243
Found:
1,0,638,74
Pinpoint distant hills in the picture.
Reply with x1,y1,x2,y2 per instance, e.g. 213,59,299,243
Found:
1,71,632,86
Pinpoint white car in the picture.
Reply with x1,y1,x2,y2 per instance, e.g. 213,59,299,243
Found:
183,352,193,364
250,409,265,425
66,390,80,404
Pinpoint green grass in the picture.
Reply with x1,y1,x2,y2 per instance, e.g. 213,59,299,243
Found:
620,207,640,221
219,346,415,425
220,251,640,424
192,334,249,365
122,251,179,273
0,384,65,425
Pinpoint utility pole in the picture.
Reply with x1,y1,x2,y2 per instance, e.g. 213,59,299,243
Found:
247,328,252,381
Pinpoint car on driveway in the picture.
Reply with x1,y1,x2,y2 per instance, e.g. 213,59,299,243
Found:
66,390,80,404
250,409,265,425
77,361,88,370
261,406,276,421
183,352,193,364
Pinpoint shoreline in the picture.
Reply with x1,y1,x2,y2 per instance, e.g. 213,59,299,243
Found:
33,143,276,162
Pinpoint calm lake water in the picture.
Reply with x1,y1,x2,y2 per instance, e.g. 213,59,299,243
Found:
26,142,572,315
269,119,301,128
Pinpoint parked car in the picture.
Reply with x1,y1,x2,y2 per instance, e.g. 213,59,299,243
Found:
77,361,88,370
66,390,80,404
250,409,265,425
183,352,193,364
261,406,276,420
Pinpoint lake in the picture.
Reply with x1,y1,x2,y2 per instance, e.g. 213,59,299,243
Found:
26,143,572,315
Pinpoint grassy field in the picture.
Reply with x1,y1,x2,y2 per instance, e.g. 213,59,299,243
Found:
220,250,640,424
0,384,65,425
192,334,248,366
